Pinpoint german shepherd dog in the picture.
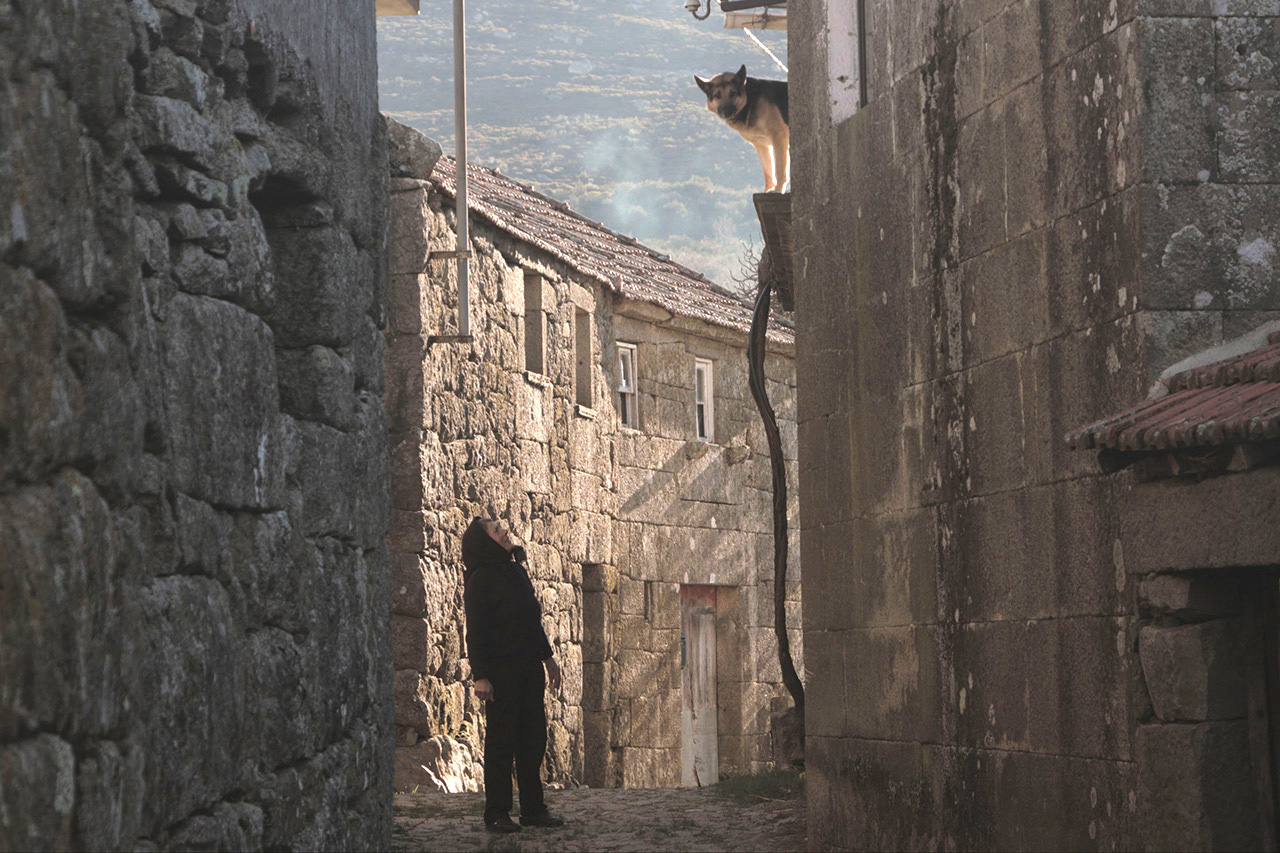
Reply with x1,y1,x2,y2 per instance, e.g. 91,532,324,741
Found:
694,65,789,192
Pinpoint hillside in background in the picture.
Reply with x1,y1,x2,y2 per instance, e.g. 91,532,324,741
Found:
376,2,788,287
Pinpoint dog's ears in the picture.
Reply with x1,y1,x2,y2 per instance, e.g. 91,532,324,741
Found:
735,64,747,83
694,74,712,94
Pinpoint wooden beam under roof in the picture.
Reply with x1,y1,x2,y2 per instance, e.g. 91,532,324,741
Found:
719,0,785,11
724,10,787,30
753,192,793,311
376,0,420,16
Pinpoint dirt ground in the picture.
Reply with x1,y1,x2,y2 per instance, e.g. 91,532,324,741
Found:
391,785,808,852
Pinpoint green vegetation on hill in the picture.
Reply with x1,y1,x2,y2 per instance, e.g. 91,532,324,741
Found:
377,1,788,286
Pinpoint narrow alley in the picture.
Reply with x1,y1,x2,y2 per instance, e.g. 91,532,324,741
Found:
9,0,1280,850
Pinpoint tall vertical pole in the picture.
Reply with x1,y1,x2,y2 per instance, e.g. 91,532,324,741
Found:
453,0,470,336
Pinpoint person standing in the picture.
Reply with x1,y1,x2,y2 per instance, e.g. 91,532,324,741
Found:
461,516,565,834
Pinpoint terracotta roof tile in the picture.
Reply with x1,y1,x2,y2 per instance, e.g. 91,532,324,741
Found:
431,157,793,345
1067,333,1280,452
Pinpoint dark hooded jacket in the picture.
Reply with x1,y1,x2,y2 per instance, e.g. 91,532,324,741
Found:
461,517,553,681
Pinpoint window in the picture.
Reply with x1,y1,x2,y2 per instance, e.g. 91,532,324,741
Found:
524,273,545,374
574,308,592,408
617,343,637,428
694,358,714,442
828,0,869,122
857,0,869,108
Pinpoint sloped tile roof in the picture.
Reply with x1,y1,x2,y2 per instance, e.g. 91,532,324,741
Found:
431,157,793,345
1067,332,1280,452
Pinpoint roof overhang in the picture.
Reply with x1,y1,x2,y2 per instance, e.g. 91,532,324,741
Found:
719,0,785,11
427,155,796,346
1067,329,1280,481
376,0,420,16
721,0,786,29
754,192,793,311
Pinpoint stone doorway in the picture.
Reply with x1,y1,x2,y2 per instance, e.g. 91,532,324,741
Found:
1137,568,1280,850
681,585,718,787
1245,574,1280,851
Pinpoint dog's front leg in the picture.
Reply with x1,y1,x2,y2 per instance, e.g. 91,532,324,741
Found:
769,126,790,193
753,141,776,192
771,143,789,194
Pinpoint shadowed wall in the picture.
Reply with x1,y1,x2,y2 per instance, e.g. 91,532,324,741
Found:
0,1,392,848
792,0,1280,849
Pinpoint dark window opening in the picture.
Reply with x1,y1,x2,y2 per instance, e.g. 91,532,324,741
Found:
575,308,592,407
856,0,869,108
524,274,544,374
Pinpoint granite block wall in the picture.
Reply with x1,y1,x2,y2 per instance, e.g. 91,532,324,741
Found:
0,1,391,848
793,0,1280,849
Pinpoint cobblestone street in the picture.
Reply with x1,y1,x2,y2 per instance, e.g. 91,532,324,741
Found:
391,786,807,852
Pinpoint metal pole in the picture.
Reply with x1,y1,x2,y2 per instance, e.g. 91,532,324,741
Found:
453,0,470,336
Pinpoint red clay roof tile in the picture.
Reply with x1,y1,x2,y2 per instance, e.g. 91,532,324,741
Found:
1067,335,1280,452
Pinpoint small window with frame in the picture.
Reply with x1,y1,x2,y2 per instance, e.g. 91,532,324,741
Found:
617,342,638,429
694,358,714,442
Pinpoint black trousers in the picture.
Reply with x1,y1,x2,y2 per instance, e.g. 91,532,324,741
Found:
482,657,547,821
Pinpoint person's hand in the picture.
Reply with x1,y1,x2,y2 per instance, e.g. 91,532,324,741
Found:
545,658,562,693
475,677,493,703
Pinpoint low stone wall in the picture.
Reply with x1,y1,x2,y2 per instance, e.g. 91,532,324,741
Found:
385,126,801,791
0,2,391,848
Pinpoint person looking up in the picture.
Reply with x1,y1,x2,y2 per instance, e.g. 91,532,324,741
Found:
461,516,564,834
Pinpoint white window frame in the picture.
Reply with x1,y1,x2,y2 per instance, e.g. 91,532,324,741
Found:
828,0,869,123
694,358,714,442
617,343,638,429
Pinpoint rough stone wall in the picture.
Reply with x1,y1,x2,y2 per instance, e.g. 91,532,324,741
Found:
605,306,802,786
794,0,1280,849
597,304,801,787
0,1,391,849
386,138,800,792
1139,3,1280,355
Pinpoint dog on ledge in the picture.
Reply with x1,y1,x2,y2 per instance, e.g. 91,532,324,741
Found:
694,64,789,193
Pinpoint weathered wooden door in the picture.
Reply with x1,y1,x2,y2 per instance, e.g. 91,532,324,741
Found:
681,585,717,787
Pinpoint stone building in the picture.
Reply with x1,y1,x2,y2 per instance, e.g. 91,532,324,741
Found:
783,0,1280,850
1067,324,1280,850
384,123,801,792
1,1,392,849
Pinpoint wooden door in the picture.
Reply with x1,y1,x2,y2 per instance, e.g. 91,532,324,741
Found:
681,585,717,787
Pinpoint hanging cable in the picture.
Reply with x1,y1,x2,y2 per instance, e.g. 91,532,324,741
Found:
747,270,805,725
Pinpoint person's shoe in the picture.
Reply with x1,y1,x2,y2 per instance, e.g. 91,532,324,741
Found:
484,816,521,833
519,812,565,828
